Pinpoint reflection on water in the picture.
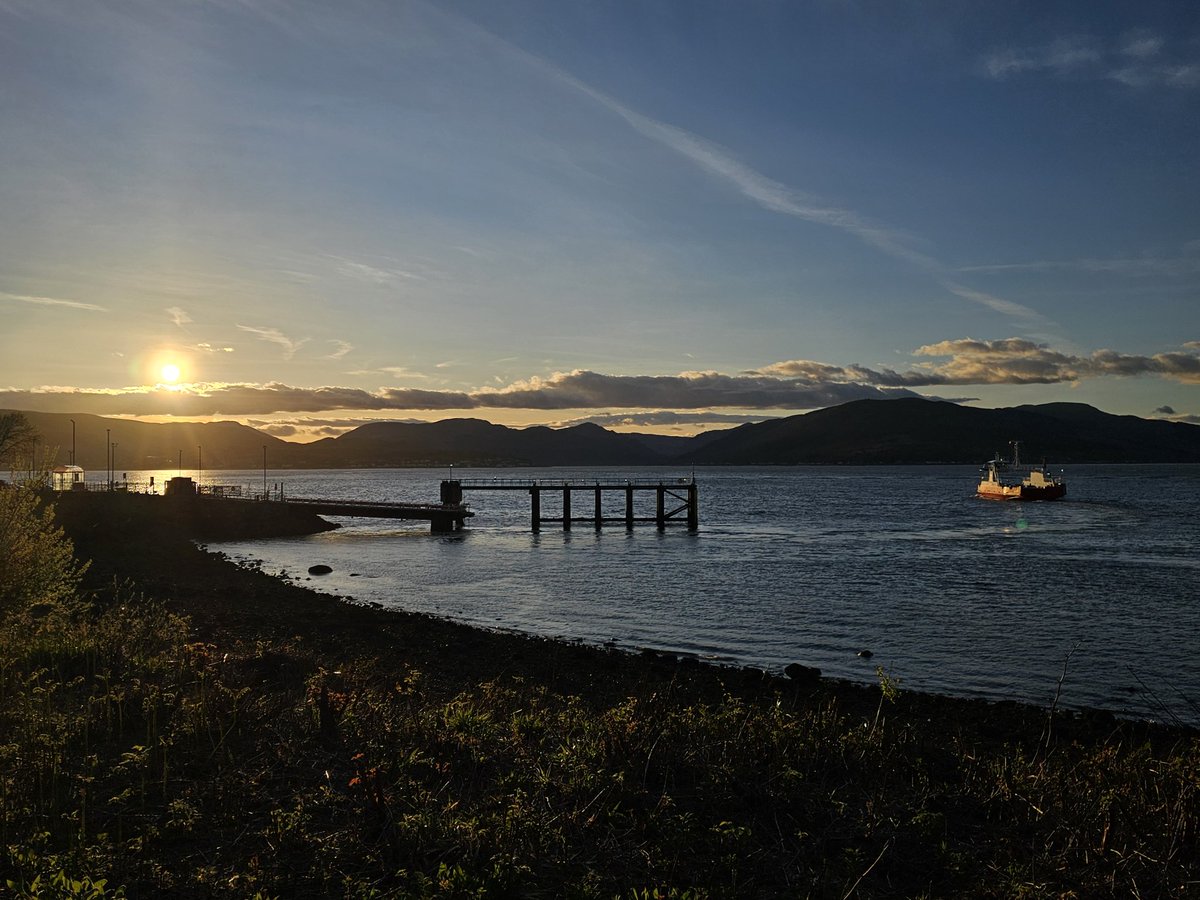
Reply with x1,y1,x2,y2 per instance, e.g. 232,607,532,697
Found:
164,464,1200,725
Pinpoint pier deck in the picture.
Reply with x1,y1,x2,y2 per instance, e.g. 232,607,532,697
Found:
274,497,472,532
442,478,698,531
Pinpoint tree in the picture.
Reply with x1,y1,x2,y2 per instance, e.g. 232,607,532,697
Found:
0,415,86,614
0,412,37,473
0,482,86,614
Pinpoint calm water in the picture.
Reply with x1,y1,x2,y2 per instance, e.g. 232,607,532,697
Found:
141,465,1199,725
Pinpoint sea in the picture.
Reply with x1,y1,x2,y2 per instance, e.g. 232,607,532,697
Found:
128,464,1200,726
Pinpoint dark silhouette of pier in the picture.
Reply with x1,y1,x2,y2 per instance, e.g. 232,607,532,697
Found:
277,496,473,532
442,477,698,531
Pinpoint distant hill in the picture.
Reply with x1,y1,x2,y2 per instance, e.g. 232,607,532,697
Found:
298,419,670,467
6,410,300,471
676,398,1200,464
6,399,1199,471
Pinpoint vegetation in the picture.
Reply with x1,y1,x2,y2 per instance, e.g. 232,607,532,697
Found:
0,484,1197,896
1,412,38,473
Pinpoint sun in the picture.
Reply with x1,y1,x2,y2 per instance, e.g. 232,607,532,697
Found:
161,364,181,384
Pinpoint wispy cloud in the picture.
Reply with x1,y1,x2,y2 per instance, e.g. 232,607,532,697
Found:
1,291,107,312
956,248,1200,278
195,342,235,353
346,366,430,381
166,306,192,327
236,325,310,360
983,30,1200,90
324,340,354,360
329,255,425,285
483,27,1048,328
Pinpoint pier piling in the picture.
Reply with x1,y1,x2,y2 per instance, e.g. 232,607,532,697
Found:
449,477,699,532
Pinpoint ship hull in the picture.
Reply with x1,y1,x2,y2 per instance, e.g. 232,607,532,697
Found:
976,483,1066,501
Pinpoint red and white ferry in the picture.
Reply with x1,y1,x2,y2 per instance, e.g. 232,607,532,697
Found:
976,442,1066,501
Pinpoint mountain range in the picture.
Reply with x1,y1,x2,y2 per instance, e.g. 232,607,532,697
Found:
6,399,1199,472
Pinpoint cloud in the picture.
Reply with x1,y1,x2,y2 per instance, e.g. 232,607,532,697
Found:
4,340,1197,418
469,18,1047,327
237,325,310,359
956,248,1200,278
0,372,915,417
1,291,107,312
195,343,234,353
554,411,773,428
983,31,1200,90
247,415,429,438
984,35,1101,79
1121,32,1164,59
1152,405,1200,425
912,338,1200,384
324,340,353,360
166,306,192,327
756,338,1200,387
329,255,424,285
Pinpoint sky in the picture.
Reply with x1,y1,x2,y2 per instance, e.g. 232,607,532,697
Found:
2,0,1198,440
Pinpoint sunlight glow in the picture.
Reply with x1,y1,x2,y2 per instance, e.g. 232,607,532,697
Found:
161,364,181,383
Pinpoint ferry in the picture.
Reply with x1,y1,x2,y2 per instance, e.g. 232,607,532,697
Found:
976,442,1066,501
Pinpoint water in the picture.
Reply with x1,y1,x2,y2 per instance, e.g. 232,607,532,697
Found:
136,465,1200,725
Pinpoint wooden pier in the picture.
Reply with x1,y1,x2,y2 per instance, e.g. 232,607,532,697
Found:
442,478,698,531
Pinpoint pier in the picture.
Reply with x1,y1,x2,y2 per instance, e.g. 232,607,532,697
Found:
162,477,474,533
272,497,473,533
442,477,698,531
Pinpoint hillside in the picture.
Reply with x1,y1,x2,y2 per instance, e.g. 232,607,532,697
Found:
677,398,1200,465
7,399,1200,470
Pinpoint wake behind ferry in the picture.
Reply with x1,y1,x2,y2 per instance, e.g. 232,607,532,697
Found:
977,441,1066,501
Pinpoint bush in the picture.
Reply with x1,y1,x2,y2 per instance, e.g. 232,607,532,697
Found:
0,483,87,617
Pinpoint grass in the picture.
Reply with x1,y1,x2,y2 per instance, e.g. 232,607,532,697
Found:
1,490,1198,897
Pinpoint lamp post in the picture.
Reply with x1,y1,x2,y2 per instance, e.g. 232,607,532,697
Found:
112,443,118,486
262,445,267,500
69,418,75,467
178,449,182,477
106,427,111,490
198,445,202,487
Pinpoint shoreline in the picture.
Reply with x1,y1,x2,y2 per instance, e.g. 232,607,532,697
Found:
57,491,1194,741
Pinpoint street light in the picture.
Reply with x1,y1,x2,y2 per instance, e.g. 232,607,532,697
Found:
198,445,202,487
106,428,111,490
263,445,268,500
69,418,75,467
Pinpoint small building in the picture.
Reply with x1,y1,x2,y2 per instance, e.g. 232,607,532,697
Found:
51,464,86,492
165,476,197,497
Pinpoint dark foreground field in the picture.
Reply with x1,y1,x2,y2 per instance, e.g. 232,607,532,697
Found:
3,491,1198,897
